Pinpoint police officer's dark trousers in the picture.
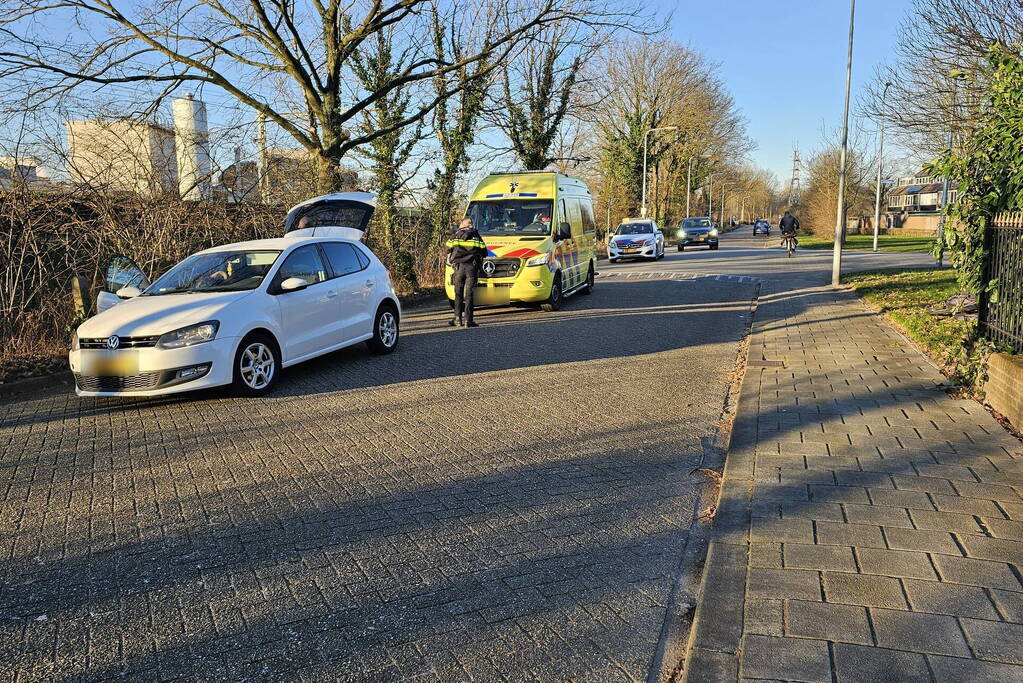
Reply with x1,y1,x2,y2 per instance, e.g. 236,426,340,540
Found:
452,262,478,324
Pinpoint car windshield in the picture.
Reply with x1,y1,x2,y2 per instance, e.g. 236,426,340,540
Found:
145,250,281,295
615,223,653,235
466,199,554,236
683,219,712,228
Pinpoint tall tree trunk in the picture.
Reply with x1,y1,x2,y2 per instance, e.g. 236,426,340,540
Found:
315,151,345,194
430,168,458,243
376,184,418,291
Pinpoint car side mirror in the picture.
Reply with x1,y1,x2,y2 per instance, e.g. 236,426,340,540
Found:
116,286,141,300
558,222,572,240
280,277,310,292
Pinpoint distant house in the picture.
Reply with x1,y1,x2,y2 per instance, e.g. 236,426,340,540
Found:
214,149,360,204
0,155,59,190
886,173,958,214
883,172,959,236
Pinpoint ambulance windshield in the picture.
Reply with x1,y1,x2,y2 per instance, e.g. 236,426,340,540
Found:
466,200,554,236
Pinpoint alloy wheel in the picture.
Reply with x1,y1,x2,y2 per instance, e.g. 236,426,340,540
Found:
379,311,398,348
240,342,275,390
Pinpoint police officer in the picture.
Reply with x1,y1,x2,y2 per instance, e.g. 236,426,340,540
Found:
445,217,487,327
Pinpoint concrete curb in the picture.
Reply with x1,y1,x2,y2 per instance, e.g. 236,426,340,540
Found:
0,370,74,400
675,297,765,683
650,282,762,682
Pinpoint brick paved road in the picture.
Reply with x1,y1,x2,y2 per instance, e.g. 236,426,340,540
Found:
1,273,755,681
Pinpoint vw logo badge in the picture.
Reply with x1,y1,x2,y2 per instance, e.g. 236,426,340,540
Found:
106,335,120,350
482,260,496,276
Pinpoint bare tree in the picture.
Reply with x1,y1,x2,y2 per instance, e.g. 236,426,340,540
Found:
426,2,495,242
584,38,750,224
0,0,622,192
496,8,653,171
863,0,1023,155
497,21,589,170
351,25,428,288
801,129,876,237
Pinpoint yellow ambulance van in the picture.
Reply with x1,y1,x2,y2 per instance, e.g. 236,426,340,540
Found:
445,171,597,311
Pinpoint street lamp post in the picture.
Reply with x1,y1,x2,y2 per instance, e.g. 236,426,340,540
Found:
873,81,893,252
707,173,717,222
832,0,856,286
606,197,612,242
720,183,729,227
937,76,963,268
686,157,694,219
641,126,678,218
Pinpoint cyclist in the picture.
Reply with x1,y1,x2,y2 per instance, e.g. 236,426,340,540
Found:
779,211,800,252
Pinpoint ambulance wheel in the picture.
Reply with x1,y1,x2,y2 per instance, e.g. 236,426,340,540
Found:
581,265,594,295
541,272,563,312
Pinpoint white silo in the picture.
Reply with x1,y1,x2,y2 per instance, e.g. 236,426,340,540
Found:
172,93,212,200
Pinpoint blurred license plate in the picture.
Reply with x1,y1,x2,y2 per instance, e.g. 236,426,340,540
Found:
695,236,705,241
623,248,638,253
81,351,139,376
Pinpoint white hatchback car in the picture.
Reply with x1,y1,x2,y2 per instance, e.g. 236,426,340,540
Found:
69,193,401,397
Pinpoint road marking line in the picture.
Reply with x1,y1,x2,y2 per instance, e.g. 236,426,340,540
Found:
597,271,760,284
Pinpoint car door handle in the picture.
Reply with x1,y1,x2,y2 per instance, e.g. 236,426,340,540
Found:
365,280,375,288
325,289,338,299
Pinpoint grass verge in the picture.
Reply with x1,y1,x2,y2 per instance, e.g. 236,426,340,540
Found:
799,234,935,252
843,268,996,390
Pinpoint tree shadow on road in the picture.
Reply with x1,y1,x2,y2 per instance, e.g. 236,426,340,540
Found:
2,420,712,681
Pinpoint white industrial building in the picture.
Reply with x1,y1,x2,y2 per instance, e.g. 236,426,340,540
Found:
66,94,213,199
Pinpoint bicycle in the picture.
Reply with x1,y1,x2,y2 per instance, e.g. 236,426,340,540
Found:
781,234,798,257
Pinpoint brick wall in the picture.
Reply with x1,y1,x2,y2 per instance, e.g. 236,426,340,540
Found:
983,352,1023,431
891,214,940,237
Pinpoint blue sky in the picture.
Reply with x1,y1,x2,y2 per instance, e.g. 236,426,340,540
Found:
664,0,912,181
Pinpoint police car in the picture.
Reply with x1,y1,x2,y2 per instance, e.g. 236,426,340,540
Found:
608,218,665,262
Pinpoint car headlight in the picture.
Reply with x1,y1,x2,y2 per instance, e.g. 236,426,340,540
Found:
677,230,687,238
710,229,719,237
643,239,655,246
526,254,549,267
71,335,80,351
157,321,219,349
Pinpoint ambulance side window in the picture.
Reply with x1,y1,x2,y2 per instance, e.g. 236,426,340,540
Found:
565,198,584,238
580,199,596,235
558,199,567,232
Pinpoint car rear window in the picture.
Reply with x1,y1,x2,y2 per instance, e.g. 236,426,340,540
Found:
321,242,366,277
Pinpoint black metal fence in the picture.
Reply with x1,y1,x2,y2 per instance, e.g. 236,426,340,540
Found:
980,212,1023,354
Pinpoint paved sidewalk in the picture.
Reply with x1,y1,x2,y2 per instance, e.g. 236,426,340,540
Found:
682,282,1023,682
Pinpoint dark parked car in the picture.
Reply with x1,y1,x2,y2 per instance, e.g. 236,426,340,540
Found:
676,217,719,251
753,219,771,235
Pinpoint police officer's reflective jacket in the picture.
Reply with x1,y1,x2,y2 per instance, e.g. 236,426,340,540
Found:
446,227,487,267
